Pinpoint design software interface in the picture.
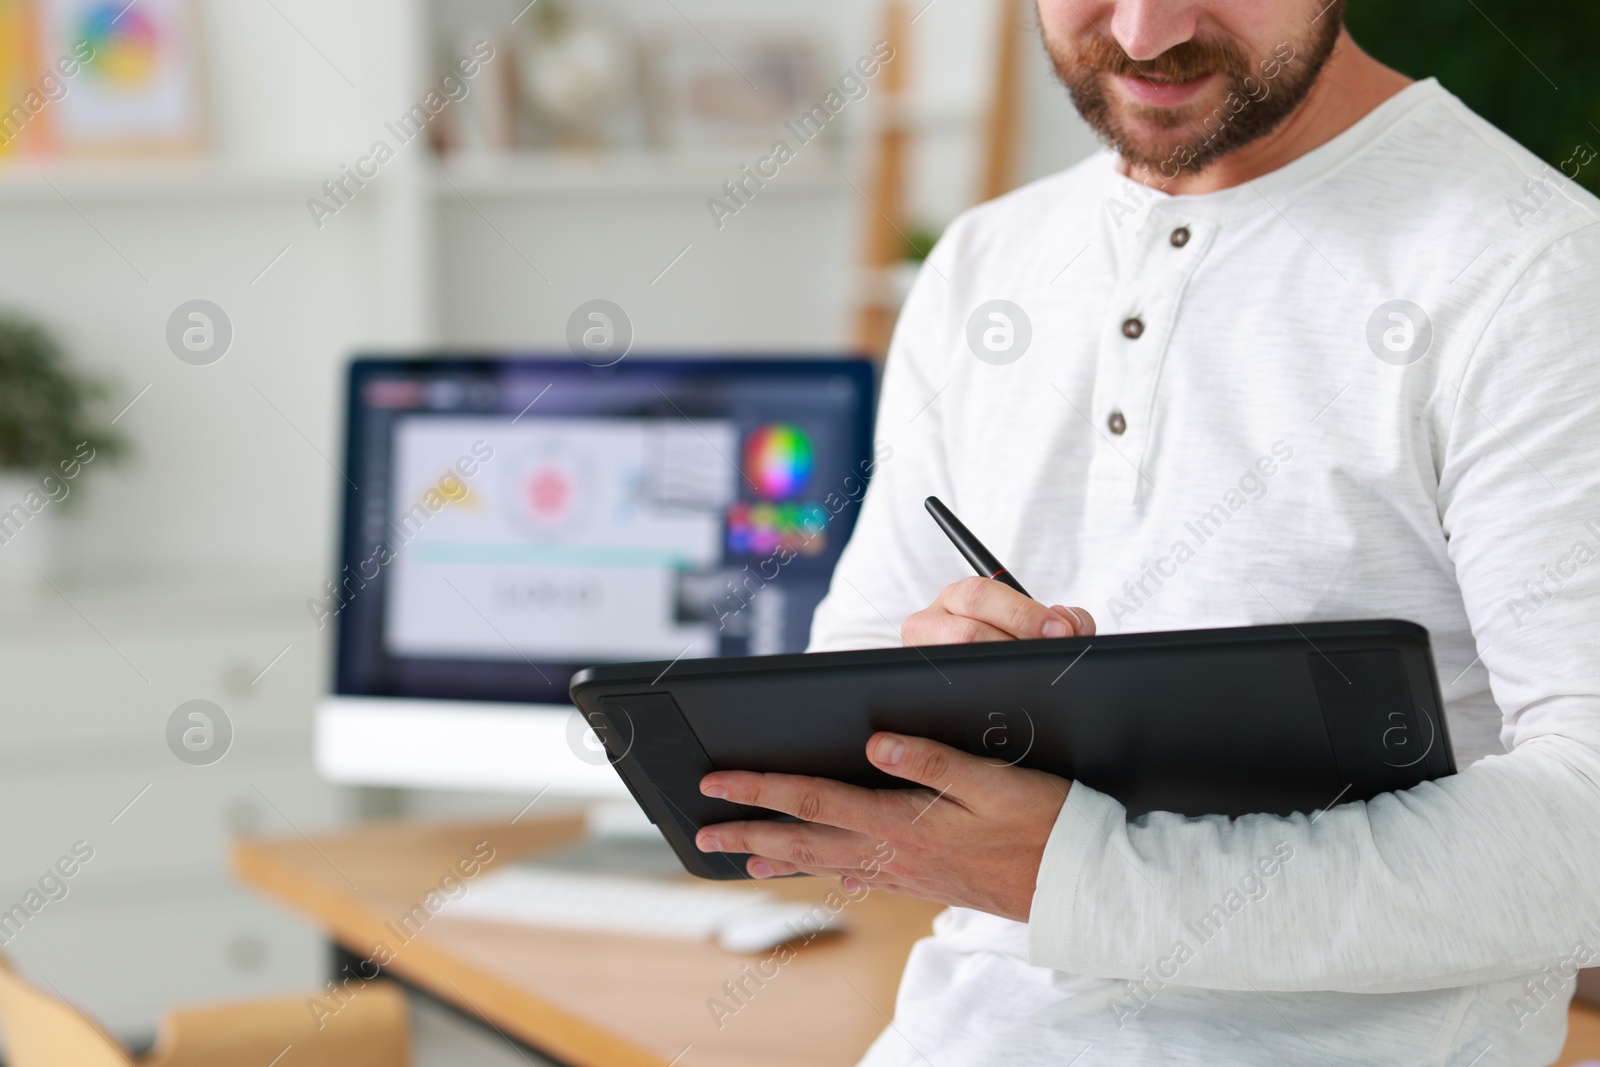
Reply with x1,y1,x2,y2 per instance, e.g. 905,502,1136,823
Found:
332,358,877,706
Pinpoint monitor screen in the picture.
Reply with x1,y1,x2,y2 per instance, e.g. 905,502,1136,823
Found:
330,357,878,706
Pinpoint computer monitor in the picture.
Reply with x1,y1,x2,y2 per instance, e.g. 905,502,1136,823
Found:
314,356,878,795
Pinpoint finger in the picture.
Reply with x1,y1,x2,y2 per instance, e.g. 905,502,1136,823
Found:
1051,605,1096,636
738,854,906,892
699,770,884,835
901,606,1015,646
696,820,874,871
744,856,806,878
743,855,909,897
865,731,1016,810
939,576,1080,640
743,856,859,879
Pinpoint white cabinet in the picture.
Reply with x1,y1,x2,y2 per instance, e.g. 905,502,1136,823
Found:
0,581,350,1041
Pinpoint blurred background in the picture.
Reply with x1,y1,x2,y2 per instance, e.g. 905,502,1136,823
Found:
0,0,1589,1061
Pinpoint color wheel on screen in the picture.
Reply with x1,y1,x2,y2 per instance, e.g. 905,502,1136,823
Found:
743,424,813,500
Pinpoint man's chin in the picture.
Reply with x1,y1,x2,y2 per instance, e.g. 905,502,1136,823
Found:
1105,92,1242,165
1107,123,1213,173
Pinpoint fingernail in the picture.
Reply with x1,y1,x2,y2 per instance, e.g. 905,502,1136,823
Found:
698,834,721,852
749,859,773,878
702,783,728,799
875,735,905,765
1069,607,1090,631
842,876,861,892
1042,618,1068,638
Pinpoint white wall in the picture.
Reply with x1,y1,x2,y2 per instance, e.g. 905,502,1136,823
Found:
0,0,862,592
3,0,1099,597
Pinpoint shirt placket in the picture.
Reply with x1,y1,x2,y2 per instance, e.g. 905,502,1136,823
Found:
1086,212,1215,506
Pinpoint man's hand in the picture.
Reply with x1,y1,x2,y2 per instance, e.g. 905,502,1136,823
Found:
696,581,1092,920
696,732,1072,922
901,575,1095,645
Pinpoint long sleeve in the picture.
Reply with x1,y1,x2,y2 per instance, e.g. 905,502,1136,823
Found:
807,242,973,653
1027,225,1600,993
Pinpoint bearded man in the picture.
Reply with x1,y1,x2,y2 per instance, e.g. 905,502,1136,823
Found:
694,2,1600,1063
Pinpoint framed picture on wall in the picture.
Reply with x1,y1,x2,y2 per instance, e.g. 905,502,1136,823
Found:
38,0,205,153
642,25,830,150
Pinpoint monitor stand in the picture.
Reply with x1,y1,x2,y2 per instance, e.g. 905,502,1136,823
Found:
519,799,685,879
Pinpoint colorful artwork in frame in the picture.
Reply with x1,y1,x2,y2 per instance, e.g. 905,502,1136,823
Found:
38,0,204,153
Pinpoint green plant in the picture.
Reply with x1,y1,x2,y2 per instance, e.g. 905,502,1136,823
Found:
0,315,126,477
1345,0,1600,195
532,0,575,36
901,222,944,263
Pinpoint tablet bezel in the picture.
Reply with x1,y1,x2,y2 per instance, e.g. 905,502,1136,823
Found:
569,618,1453,880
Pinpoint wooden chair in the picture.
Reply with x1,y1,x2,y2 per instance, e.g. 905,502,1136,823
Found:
0,954,410,1067
1562,1002,1600,1065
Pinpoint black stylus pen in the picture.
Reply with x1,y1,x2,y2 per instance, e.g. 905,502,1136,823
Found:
924,496,1030,597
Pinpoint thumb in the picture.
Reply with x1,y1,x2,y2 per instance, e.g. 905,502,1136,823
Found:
1050,605,1096,636
867,732,1004,806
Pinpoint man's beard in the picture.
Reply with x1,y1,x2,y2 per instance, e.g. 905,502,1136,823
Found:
1046,4,1346,178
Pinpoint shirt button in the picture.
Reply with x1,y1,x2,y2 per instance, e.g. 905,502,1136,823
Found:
1170,226,1191,248
1108,411,1127,435
1121,317,1144,339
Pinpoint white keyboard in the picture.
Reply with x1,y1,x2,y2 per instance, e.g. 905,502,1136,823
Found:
443,866,844,953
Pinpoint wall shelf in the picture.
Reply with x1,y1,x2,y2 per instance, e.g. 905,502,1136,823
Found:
431,149,849,197
0,158,342,204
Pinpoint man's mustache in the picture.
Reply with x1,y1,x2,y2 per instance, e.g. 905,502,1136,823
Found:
1070,35,1253,83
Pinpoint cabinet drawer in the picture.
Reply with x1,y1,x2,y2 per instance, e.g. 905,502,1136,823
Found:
0,625,326,752
0,760,347,888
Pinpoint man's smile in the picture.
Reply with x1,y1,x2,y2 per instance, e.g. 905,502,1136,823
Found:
1113,70,1221,108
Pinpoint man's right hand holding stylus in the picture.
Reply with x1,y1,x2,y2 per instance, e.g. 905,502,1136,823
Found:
900,575,1096,645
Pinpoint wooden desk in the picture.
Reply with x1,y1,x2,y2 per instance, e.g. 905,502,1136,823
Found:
1561,1003,1600,1065
236,816,1600,1067
233,816,940,1067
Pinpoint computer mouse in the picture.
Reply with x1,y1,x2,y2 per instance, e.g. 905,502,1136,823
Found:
714,902,845,954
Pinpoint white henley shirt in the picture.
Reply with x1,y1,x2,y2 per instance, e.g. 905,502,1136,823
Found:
807,79,1600,1066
